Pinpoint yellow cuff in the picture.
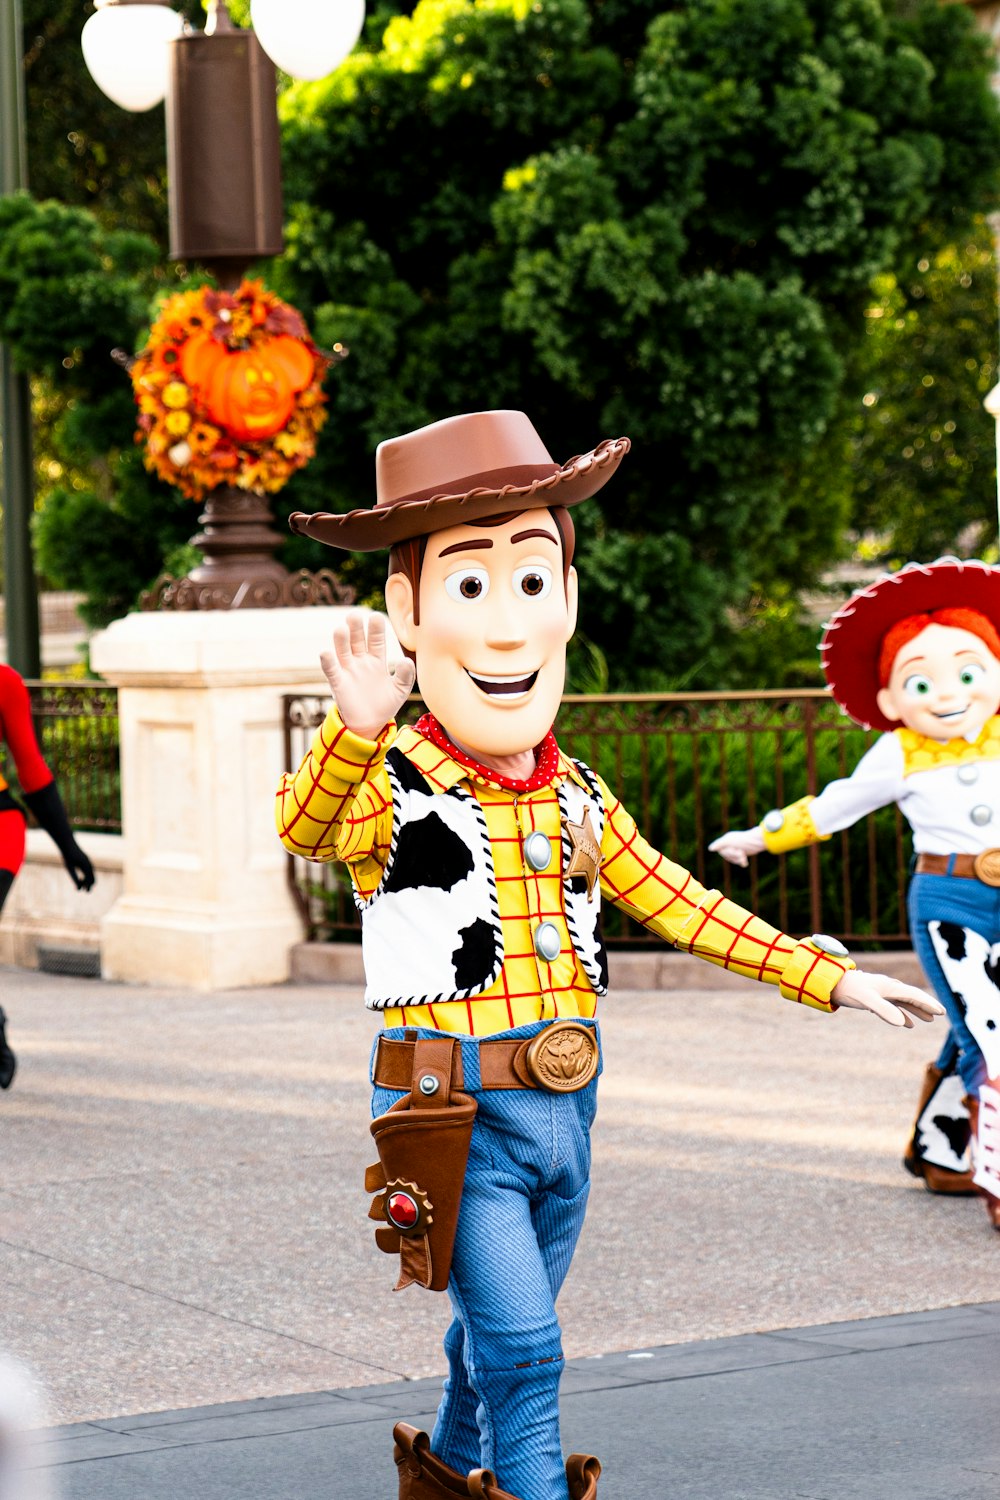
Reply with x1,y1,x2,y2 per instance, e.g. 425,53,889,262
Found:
779,935,855,1013
311,708,396,784
760,795,828,854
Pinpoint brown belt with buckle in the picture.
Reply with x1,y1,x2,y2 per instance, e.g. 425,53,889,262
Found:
916,850,1000,887
373,1019,600,1095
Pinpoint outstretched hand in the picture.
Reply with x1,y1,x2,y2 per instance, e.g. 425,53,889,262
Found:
320,612,416,741
709,828,766,867
830,969,944,1028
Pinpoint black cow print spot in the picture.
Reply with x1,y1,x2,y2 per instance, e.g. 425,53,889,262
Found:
383,811,474,896
985,949,1000,994
933,1113,972,1159
592,909,608,992
388,748,434,796
452,918,496,990
938,922,967,962
988,1020,997,1031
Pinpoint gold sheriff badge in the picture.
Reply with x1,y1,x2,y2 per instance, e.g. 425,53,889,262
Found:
563,810,603,901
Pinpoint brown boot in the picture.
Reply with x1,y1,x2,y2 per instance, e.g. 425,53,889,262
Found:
566,1452,601,1499
903,1061,976,1194
965,1092,1000,1232
393,1423,522,1500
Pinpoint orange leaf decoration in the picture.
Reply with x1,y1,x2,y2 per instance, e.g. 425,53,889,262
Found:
129,278,338,500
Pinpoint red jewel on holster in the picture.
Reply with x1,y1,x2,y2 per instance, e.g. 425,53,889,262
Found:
366,1035,478,1292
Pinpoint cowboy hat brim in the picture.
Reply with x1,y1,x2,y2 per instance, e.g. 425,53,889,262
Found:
820,557,1000,731
289,436,630,551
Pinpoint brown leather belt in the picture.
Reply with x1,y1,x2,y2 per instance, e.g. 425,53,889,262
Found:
373,1021,600,1095
916,850,1000,887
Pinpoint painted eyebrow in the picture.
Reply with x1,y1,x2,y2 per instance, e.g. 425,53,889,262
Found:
438,538,493,557
510,528,559,546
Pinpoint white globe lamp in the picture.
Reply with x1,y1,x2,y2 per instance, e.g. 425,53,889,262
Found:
250,0,365,82
81,0,185,113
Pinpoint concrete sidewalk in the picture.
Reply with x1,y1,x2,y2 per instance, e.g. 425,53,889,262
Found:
36,1303,1000,1499
1,960,998,1494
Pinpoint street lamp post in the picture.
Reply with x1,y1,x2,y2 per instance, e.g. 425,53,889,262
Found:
0,0,41,676
82,0,364,605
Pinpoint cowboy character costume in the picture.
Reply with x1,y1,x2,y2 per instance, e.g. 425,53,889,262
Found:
712,557,1000,1232
275,411,941,1500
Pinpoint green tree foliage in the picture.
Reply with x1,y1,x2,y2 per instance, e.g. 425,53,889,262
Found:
847,218,999,564
269,0,1000,686
9,0,1000,672
0,195,193,624
21,0,201,239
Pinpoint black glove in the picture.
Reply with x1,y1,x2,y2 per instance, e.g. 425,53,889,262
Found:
23,780,96,892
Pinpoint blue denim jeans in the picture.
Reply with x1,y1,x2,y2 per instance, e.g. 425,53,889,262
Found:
370,1018,601,1500
908,872,997,1094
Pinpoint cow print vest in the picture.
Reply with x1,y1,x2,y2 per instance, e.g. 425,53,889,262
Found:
357,746,609,1010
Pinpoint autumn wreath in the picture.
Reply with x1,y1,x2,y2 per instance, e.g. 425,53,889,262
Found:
130,280,332,500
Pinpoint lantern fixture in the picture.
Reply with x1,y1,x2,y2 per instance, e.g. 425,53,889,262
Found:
249,0,366,82
82,0,366,111
81,0,186,113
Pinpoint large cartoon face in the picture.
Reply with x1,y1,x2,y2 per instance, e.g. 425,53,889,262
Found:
876,622,1000,740
384,509,578,758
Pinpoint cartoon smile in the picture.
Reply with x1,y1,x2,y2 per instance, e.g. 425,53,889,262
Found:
466,669,539,701
934,706,969,720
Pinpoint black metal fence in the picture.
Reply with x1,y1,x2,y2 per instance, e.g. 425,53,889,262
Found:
283,690,911,949
14,681,122,832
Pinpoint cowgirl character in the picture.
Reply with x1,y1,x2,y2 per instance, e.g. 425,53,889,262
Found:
712,557,1000,1232
276,411,940,1500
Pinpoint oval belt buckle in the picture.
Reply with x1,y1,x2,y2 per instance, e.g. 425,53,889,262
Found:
973,848,1000,887
524,1021,599,1093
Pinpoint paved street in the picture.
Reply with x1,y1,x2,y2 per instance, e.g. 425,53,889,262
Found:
1,959,998,1494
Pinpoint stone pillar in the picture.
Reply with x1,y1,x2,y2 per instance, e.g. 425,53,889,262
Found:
90,607,383,990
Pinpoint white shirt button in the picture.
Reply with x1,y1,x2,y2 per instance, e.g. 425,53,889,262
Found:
533,922,561,962
971,805,993,827
957,764,979,785
524,832,552,872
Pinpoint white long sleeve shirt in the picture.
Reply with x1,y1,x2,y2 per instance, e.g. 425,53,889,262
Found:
810,720,1000,854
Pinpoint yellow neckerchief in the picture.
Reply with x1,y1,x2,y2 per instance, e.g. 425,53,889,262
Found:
896,715,1000,777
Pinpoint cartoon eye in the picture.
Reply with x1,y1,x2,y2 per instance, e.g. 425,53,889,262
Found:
960,663,986,687
512,565,553,600
903,674,933,698
445,567,490,602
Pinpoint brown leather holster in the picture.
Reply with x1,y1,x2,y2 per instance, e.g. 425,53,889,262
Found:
366,1036,478,1292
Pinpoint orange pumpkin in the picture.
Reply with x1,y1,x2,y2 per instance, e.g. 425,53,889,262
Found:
203,338,316,442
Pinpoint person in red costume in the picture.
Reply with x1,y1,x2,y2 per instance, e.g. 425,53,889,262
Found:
0,664,95,1089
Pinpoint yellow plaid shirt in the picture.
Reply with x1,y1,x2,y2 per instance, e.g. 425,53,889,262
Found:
275,710,849,1035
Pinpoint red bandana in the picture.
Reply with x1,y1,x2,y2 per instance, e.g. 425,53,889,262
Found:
417,714,560,793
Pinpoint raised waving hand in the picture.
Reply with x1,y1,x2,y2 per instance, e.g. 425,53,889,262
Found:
320,612,416,741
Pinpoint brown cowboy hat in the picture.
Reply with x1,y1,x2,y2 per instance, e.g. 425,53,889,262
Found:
288,409,630,551
820,556,1000,731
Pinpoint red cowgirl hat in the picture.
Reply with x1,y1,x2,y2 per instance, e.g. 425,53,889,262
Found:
288,409,630,551
820,556,1000,732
